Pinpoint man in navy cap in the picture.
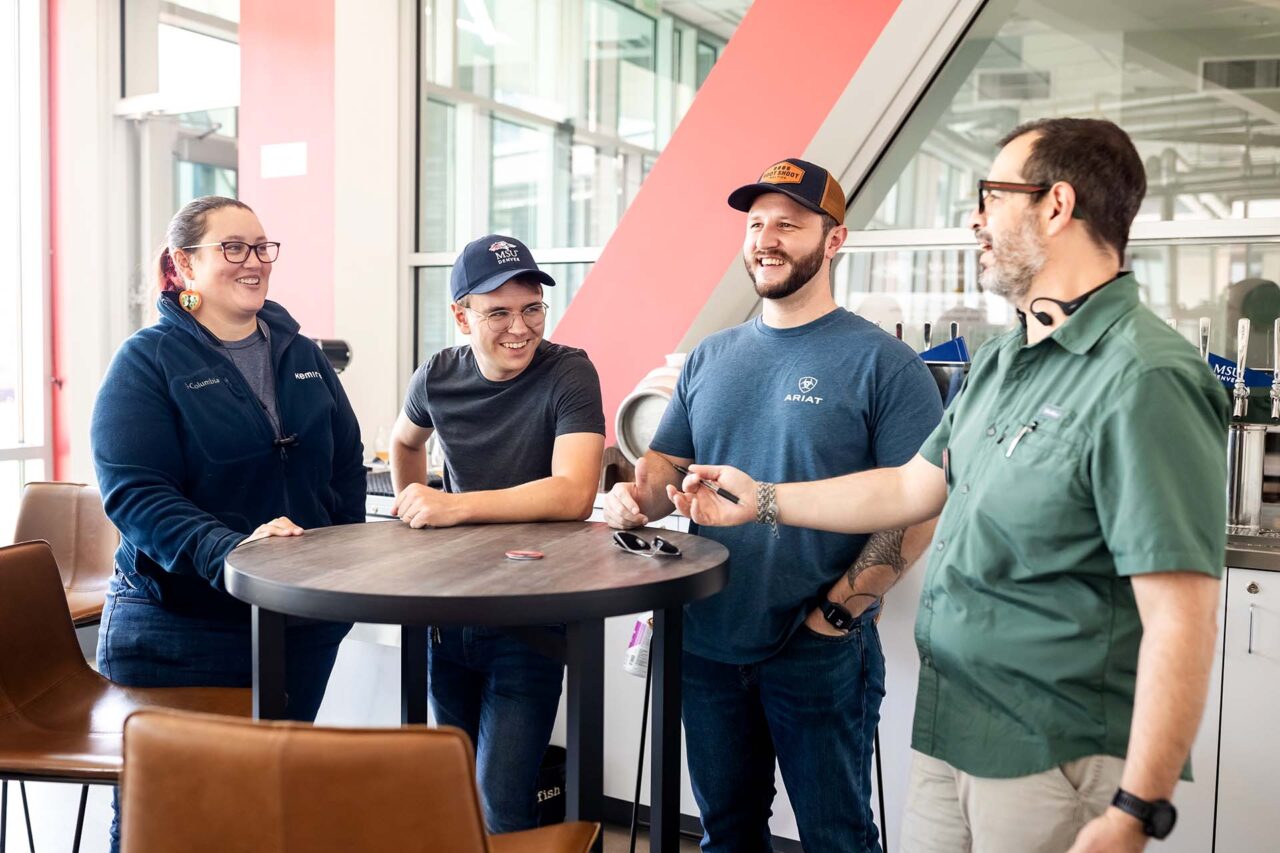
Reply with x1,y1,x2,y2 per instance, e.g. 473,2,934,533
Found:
604,159,943,851
389,233,604,832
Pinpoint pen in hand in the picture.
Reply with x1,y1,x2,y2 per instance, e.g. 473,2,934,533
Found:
670,463,741,505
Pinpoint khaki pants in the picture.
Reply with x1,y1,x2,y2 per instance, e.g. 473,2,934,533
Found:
899,750,1124,853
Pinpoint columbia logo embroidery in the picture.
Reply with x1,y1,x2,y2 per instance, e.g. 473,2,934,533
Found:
784,376,823,405
184,377,220,390
294,371,323,381
489,240,520,264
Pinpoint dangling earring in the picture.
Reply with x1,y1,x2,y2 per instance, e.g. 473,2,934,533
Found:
178,289,203,312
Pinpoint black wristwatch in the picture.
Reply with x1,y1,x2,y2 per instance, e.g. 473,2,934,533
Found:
820,600,855,631
1111,788,1177,839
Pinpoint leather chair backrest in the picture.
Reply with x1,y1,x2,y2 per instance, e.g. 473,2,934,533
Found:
121,709,493,853
13,482,118,593
0,541,88,718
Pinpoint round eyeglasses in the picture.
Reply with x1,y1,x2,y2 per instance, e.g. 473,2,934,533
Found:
465,302,549,334
182,241,282,264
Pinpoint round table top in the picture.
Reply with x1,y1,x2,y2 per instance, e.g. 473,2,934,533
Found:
224,520,730,626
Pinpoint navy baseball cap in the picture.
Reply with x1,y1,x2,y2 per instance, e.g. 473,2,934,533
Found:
450,234,556,303
727,158,846,222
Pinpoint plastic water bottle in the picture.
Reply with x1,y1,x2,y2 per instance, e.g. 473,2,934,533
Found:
623,616,653,677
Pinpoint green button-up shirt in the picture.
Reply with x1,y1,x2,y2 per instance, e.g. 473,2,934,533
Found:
915,273,1228,778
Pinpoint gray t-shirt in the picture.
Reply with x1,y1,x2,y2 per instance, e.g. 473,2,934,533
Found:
649,308,943,664
402,341,604,492
221,322,282,435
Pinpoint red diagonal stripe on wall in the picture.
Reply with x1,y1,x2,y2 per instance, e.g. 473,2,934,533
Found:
553,0,903,441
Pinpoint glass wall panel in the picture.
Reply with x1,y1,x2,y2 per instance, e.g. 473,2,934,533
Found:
849,0,1280,231
0,1,19,450
417,0,741,254
0,459,45,542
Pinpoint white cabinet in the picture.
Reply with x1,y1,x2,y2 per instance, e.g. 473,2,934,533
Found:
1215,567,1280,853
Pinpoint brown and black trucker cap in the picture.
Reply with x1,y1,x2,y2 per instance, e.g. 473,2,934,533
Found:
727,158,846,223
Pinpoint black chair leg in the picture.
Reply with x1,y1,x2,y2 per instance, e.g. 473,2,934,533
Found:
71,786,88,853
18,782,34,853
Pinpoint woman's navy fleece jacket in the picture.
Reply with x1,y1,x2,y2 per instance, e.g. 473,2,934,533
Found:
91,292,366,618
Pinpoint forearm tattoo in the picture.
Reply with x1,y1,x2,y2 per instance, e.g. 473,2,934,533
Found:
846,528,907,587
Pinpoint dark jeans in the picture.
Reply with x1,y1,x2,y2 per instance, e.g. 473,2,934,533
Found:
682,616,887,853
97,577,351,853
428,625,565,834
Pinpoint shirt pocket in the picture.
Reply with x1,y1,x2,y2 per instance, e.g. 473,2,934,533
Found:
973,422,1096,575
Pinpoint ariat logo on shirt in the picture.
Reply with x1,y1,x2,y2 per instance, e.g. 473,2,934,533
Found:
184,377,220,391
761,162,805,185
294,371,323,381
784,376,823,405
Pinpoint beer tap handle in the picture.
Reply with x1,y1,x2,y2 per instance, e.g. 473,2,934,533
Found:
895,322,903,340
950,322,959,340
1234,318,1251,420
1271,318,1280,421
1199,317,1211,361
923,322,933,351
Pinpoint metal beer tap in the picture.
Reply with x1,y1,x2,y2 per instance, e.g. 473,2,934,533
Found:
1199,317,1211,361
1234,318,1251,420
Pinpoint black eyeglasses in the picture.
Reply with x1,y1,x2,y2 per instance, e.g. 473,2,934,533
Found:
182,241,282,264
612,531,682,558
977,180,1085,219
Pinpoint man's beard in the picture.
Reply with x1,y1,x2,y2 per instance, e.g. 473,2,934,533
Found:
744,239,827,300
978,210,1046,301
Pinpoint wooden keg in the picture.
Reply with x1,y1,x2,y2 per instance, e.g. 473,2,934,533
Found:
614,353,686,464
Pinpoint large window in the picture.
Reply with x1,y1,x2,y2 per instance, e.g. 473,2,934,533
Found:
1,0,49,535
119,1,239,333
412,0,748,363
838,0,1280,363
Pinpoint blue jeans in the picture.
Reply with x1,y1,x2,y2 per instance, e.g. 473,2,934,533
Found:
97,577,351,853
428,625,565,834
682,616,887,853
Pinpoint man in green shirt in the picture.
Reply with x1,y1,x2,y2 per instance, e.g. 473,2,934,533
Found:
666,118,1228,853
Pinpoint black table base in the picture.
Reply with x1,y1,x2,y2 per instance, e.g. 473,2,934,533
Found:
250,605,684,853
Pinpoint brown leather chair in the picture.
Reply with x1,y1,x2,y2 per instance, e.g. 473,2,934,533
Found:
13,481,120,626
0,541,250,851
121,709,600,853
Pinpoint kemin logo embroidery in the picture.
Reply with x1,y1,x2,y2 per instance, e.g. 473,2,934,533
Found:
785,376,823,405
294,371,322,381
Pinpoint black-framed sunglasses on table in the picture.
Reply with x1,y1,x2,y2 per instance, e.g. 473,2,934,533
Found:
182,241,282,264
612,530,682,558
976,179,1084,218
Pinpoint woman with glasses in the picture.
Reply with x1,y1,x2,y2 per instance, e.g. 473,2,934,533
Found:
90,196,364,852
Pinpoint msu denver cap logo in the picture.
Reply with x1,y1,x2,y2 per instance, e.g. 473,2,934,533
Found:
799,377,818,394
488,240,521,265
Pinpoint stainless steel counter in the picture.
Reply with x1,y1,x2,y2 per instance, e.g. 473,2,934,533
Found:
1226,533,1280,572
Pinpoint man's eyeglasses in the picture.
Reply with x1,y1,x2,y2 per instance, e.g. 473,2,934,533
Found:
465,302,549,333
182,241,281,264
976,180,1085,219
612,531,682,558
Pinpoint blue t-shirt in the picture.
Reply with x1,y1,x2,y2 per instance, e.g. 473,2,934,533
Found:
649,308,943,663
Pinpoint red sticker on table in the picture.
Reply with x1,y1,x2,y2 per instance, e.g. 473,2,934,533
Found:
505,550,544,561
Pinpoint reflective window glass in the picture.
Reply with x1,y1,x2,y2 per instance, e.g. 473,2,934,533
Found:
849,0,1280,231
